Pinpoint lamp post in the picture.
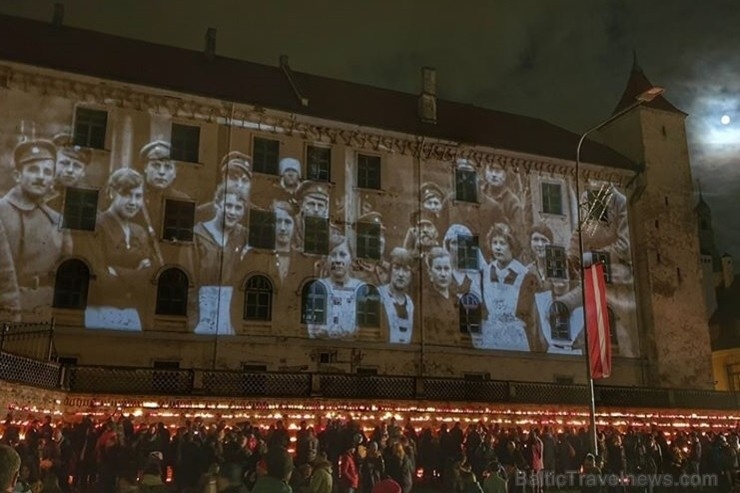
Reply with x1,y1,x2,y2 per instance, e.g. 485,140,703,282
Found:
575,86,664,456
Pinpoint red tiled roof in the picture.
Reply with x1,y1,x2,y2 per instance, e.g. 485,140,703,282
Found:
0,14,636,171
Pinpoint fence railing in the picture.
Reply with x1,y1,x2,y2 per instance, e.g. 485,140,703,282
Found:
2,351,739,410
0,321,56,362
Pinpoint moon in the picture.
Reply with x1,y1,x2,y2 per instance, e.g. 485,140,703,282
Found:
721,115,731,125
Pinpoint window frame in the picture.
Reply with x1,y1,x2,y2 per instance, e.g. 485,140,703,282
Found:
243,275,273,322
541,182,564,215
545,245,567,280
303,216,329,255
301,280,327,324
73,107,108,150
53,259,90,310
170,122,201,163
61,187,99,231
457,234,479,270
458,292,482,334
455,167,478,203
306,145,332,182
356,153,382,190
248,209,276,250
356,221,382,260
355,284,381,328
155,268,189,316
162,199,195,242
252,136,280,175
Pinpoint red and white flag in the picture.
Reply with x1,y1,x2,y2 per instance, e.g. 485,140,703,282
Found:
584,262,611,379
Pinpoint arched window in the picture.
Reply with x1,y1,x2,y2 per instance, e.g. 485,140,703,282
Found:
243,275,273,321
53,259,90,309
356,284,380,328
549,301,571,341
459,293,481,334
607,306,618,346
156,268,188,316
301,280,326,324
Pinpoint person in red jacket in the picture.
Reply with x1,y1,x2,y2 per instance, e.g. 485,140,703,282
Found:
338,445,359,493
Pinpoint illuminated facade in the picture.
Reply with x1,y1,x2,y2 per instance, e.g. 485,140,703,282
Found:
0,14,713,389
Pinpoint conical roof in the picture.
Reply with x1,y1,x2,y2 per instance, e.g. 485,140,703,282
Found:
613,52,686,115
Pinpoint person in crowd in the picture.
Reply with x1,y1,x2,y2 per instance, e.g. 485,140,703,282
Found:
0,140,72,319
85,168,152,331
137,462,167,493
481,460,507,493
308,452,332,493
372,477,402,493
250,446,294,493
479,223,547,352
0,444,21,493
338,444,359,493
379,247,415,344
385,442,413,493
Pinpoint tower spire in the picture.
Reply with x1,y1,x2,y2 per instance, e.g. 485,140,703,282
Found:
632,49,643,73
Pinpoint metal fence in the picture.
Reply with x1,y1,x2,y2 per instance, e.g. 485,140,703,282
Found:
0,351,60,389
0,321,56,361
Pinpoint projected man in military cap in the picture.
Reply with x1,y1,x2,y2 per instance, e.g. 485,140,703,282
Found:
45,133,93,212
403,209,440,259
293,180,330,250
0,140,72,318
420,181,446,218
195,151,252,223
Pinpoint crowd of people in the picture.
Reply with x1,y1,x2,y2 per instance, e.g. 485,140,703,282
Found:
1,412,739,493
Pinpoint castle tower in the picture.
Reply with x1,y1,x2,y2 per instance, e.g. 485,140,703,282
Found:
597,56,714,388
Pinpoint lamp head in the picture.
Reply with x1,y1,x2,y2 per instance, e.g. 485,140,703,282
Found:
636,86,665,103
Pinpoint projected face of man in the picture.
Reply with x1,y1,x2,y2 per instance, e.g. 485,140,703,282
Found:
275,208,295,250
215,193,245,231
111,185,144,220
490,235,513,266
328,241,351,284
301,194,328,218
485,164,506,188
423,195,442,214
55,155,86,187
530,232,551,260
17,159,55,200
418,221,438,247
428,255,452,291
144,158,176,190
390,262,411,293
225,167,251,197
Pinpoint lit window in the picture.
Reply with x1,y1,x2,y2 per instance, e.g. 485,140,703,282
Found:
253,137,280,175
73,108,107,149
62,188,98,231
243,275,273,321
162,200,195,242
356,284,380,328
53,259,90,310
156,268,189,316
306,145,331,182
301,280,326,324
170,123,200,163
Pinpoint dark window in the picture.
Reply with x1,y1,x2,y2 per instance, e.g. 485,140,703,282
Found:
356,284,381,328
318,351,334,364
62,188,98,231
545,246,567,279
455,168,477,203
592,251,612,284
253,137,280,175
464,373,489,381
170,123,200,163
304,216,329,254
243,275,273,321
357,367,378,376
306,145,331,182
53,259,90,309
153,361,180,369
156,268,188,316
301,280,327,324
459,293,482,334
457,235,479,270
357,154,381,190
162,200,195,242
548,301,570,340
356,222,381,260
607,306,617,346
587,190,609,222
248,210,275,250
73,107,107,149
541,182,563,215
242,364,268,372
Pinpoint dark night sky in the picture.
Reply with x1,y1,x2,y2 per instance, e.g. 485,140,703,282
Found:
3,0,740,267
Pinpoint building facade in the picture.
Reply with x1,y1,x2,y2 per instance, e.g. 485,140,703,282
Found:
0,14,713,389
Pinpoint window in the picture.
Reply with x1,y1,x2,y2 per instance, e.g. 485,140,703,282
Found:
318,351,336,364
459,293,482,334
162,199,195,242
306,145,331,181
586,190,609,222
607,306,617,346
303,216,329,254
541,182,563,215
243,275,273,321
455,167,477,203
356,222,381,260
73,107,107,149
242,364,268,372
62,188,98,231
357,154,381,190
56,356,78,366
357,367,378,375
153,361,180,369
301,280,327,324
457,235,479,270
170,123,200,163
548,301,570,340
356,284,381,328
545,246,567,279
156,268,189,316
53,259,90,309
592,251,612,284
249,210,275,250
253,137,280,175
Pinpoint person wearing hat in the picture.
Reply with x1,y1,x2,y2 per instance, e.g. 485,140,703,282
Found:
378,247,415,344
351,210,390,286
420,181,446,217
278,156,302,196
0,140,72,319
402,209,440,259
293,180,330,251
195,150,252,223
52,133,91,188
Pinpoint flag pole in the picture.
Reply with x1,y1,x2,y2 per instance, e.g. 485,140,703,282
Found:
574,86,664,457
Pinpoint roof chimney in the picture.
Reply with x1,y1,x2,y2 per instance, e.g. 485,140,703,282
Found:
279,55,309,107
204,28,217,61
52,3,64,27
419,67,437,124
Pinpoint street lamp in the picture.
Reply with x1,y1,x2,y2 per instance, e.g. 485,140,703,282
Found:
575,86,665,456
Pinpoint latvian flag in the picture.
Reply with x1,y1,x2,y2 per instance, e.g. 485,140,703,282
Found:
585,262,611,379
